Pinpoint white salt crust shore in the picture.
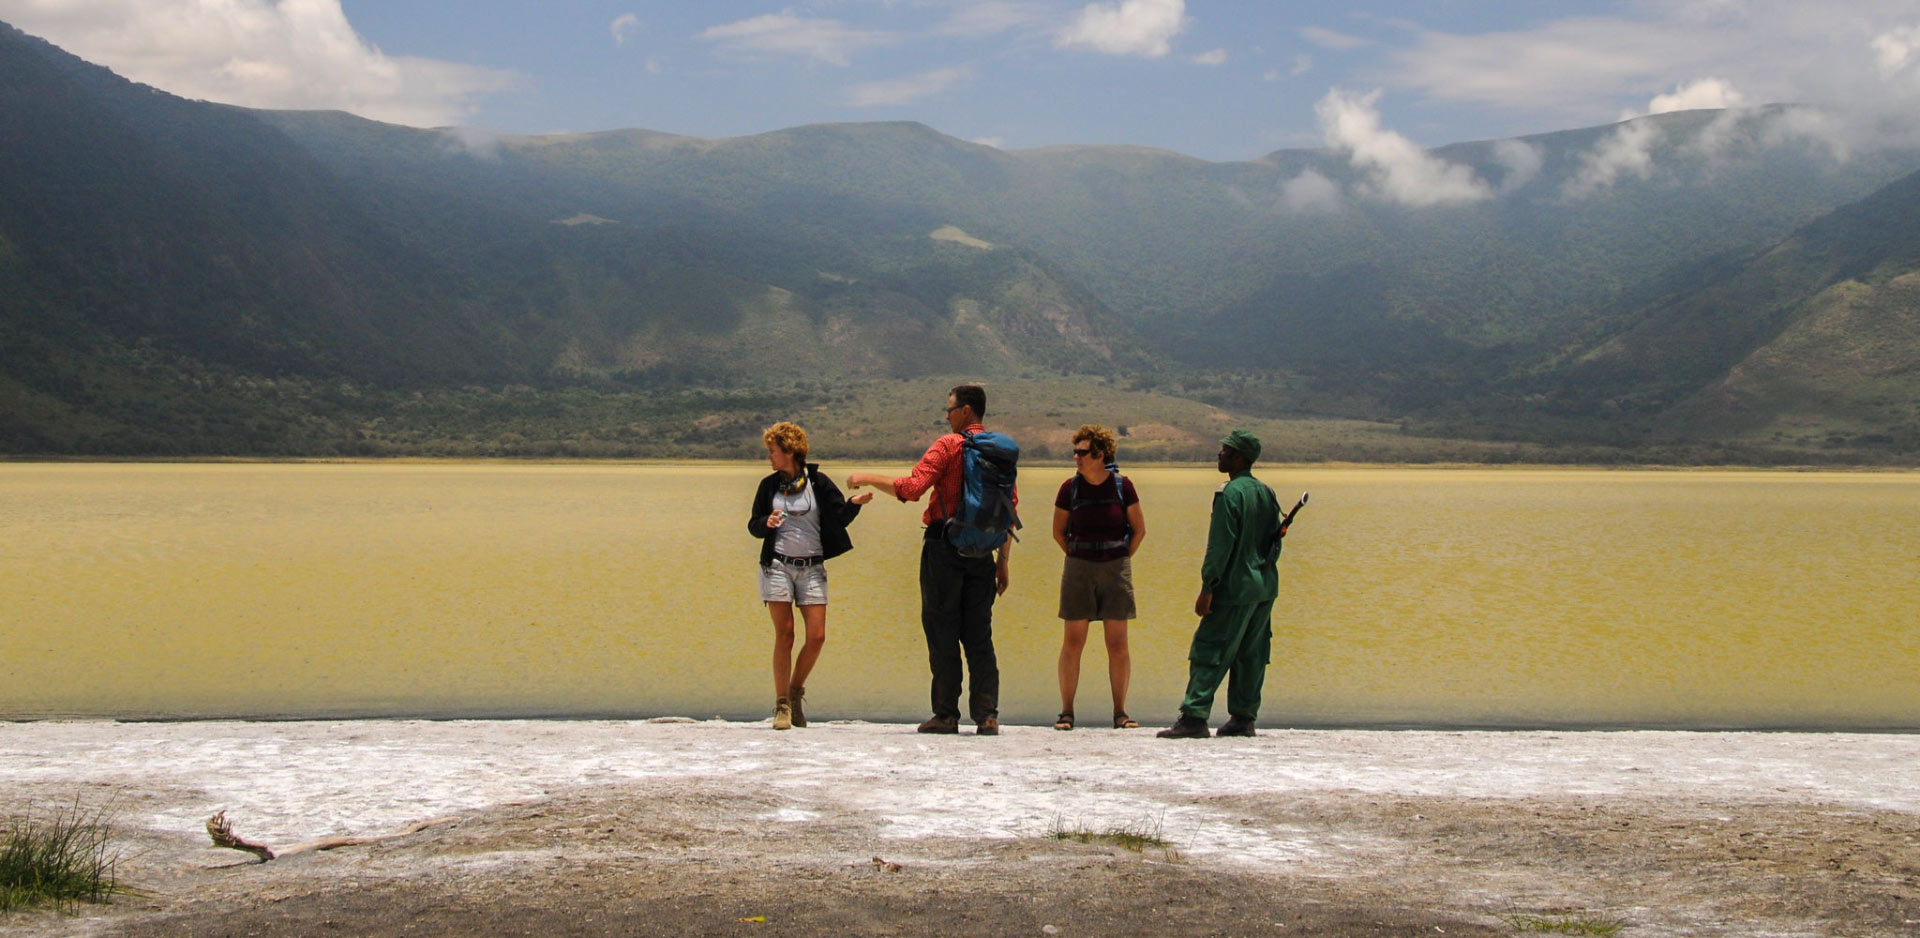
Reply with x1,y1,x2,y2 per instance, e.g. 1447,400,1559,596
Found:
4,719,1915,866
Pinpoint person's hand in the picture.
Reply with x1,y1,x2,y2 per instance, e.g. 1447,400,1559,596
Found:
995,561,1010,596
850,492,874,506
845,475,863,490
1194,591,1213,617
767,509,786,529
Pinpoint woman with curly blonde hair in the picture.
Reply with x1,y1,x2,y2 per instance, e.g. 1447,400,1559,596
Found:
1051,424,1146,730
747,422,872,730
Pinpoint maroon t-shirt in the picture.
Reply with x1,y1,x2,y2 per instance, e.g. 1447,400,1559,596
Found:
1054,473,1139,562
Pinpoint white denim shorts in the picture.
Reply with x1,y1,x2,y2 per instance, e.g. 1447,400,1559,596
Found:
759,558,829,605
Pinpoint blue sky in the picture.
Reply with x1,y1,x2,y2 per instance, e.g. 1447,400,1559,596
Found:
6,1,1920,161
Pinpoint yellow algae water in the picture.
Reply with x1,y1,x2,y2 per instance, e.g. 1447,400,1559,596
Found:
2,463,1916,728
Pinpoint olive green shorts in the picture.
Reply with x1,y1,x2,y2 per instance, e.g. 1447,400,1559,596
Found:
1057,555,1136,621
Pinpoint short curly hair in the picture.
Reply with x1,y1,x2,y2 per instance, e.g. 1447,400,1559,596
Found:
762,421,809,464
1072,424,1116,462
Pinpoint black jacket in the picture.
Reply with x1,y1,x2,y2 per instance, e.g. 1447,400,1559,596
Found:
747,463,862,566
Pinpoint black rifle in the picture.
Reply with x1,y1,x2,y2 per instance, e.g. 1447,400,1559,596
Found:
1278,491,1309,537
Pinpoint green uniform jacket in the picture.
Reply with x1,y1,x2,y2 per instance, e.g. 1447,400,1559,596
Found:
1199,471,1281,606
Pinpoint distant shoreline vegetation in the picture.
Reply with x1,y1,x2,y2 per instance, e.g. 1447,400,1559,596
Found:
3,373,1914,467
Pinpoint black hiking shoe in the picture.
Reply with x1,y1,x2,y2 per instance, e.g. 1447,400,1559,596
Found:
788,684,807,728
1217,716,1257,737
1155,715,1210,739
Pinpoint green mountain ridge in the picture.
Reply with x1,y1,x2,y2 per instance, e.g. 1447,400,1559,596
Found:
4,20,1920,461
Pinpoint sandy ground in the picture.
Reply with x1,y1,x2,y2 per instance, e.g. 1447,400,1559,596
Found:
2,719,1917,938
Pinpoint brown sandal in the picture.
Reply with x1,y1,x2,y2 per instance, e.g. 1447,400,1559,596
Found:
1113,712,1140,729
1053,711,1074,731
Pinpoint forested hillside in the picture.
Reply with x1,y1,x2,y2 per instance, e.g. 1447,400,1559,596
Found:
4,20,1918,462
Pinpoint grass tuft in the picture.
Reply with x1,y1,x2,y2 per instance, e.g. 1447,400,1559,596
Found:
0,800,123,913
1046,814,1173,853
1505,912,1626,936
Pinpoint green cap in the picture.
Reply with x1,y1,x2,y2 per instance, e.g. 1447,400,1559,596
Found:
1220,429,1262,462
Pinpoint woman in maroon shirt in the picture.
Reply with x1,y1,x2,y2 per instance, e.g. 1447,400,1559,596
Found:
1051,425,1147,730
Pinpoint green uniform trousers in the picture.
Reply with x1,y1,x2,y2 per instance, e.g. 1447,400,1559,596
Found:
1179,598,1275,720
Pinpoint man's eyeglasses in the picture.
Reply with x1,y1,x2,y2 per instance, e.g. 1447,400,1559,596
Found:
944,405,962,414
1072,448,1093,457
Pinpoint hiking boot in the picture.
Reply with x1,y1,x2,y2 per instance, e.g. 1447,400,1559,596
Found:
772,699,792,731
917,715,959,734
976,716,999,736
1217,716,1257,737
1155,715,1210,739
788,684,807,728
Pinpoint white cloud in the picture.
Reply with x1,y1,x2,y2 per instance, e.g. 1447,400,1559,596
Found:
0,0,514,127
847,66,973,107
440,125,506,161
697,12,892,67
1192,48,1226,66
938,1,1050,38
610,13,643,47
1646,77,1744,114
1054,0,1186,58
1562,118,1662,199
1280,167,1343,213
1292,53,1314,76
1555,77,1742,191
971,136,1008,149
1314,88,1492,207
1871,23,1920,77
1299,26,1371,51
1387,2,1920,152
1491,138,1543,193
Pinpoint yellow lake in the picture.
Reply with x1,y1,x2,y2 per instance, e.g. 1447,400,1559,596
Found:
2,463,1915,728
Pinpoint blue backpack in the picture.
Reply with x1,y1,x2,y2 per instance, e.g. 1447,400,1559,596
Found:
944,429,1022,558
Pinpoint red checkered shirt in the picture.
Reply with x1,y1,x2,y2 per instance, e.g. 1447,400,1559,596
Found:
890,423,1019,526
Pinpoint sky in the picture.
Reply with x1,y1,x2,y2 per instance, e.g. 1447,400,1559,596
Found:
5,0,1920,162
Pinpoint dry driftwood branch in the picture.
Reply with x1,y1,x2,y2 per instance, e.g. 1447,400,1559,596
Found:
205,811,460,863
206,810,274,862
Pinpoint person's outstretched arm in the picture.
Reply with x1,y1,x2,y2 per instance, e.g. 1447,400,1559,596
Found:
844,472,899,497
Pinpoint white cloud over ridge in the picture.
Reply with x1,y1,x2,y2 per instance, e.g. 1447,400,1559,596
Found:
1280,167,1343,213
1647,77,1744,114
1315,88,1492,207
847,66,973,108
1388,1,1920,153
1871,23,1920,77
0,0,513,127
1054,0,1186,58
1491,138,1544,194
1562,119,1661,200
697,12,892,67
1192,48,1227,66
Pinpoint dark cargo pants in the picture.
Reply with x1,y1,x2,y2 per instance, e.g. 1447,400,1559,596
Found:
1178,598,1275,721
920,531,1000,723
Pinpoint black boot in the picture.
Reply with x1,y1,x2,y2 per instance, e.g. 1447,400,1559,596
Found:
1217,715,1257,737
1155,715,1210,739
788,684,807,728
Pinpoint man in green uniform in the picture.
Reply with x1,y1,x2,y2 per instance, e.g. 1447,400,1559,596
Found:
1158,430,1282,739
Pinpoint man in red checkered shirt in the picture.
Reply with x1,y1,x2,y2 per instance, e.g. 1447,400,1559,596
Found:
847,384,1016,736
